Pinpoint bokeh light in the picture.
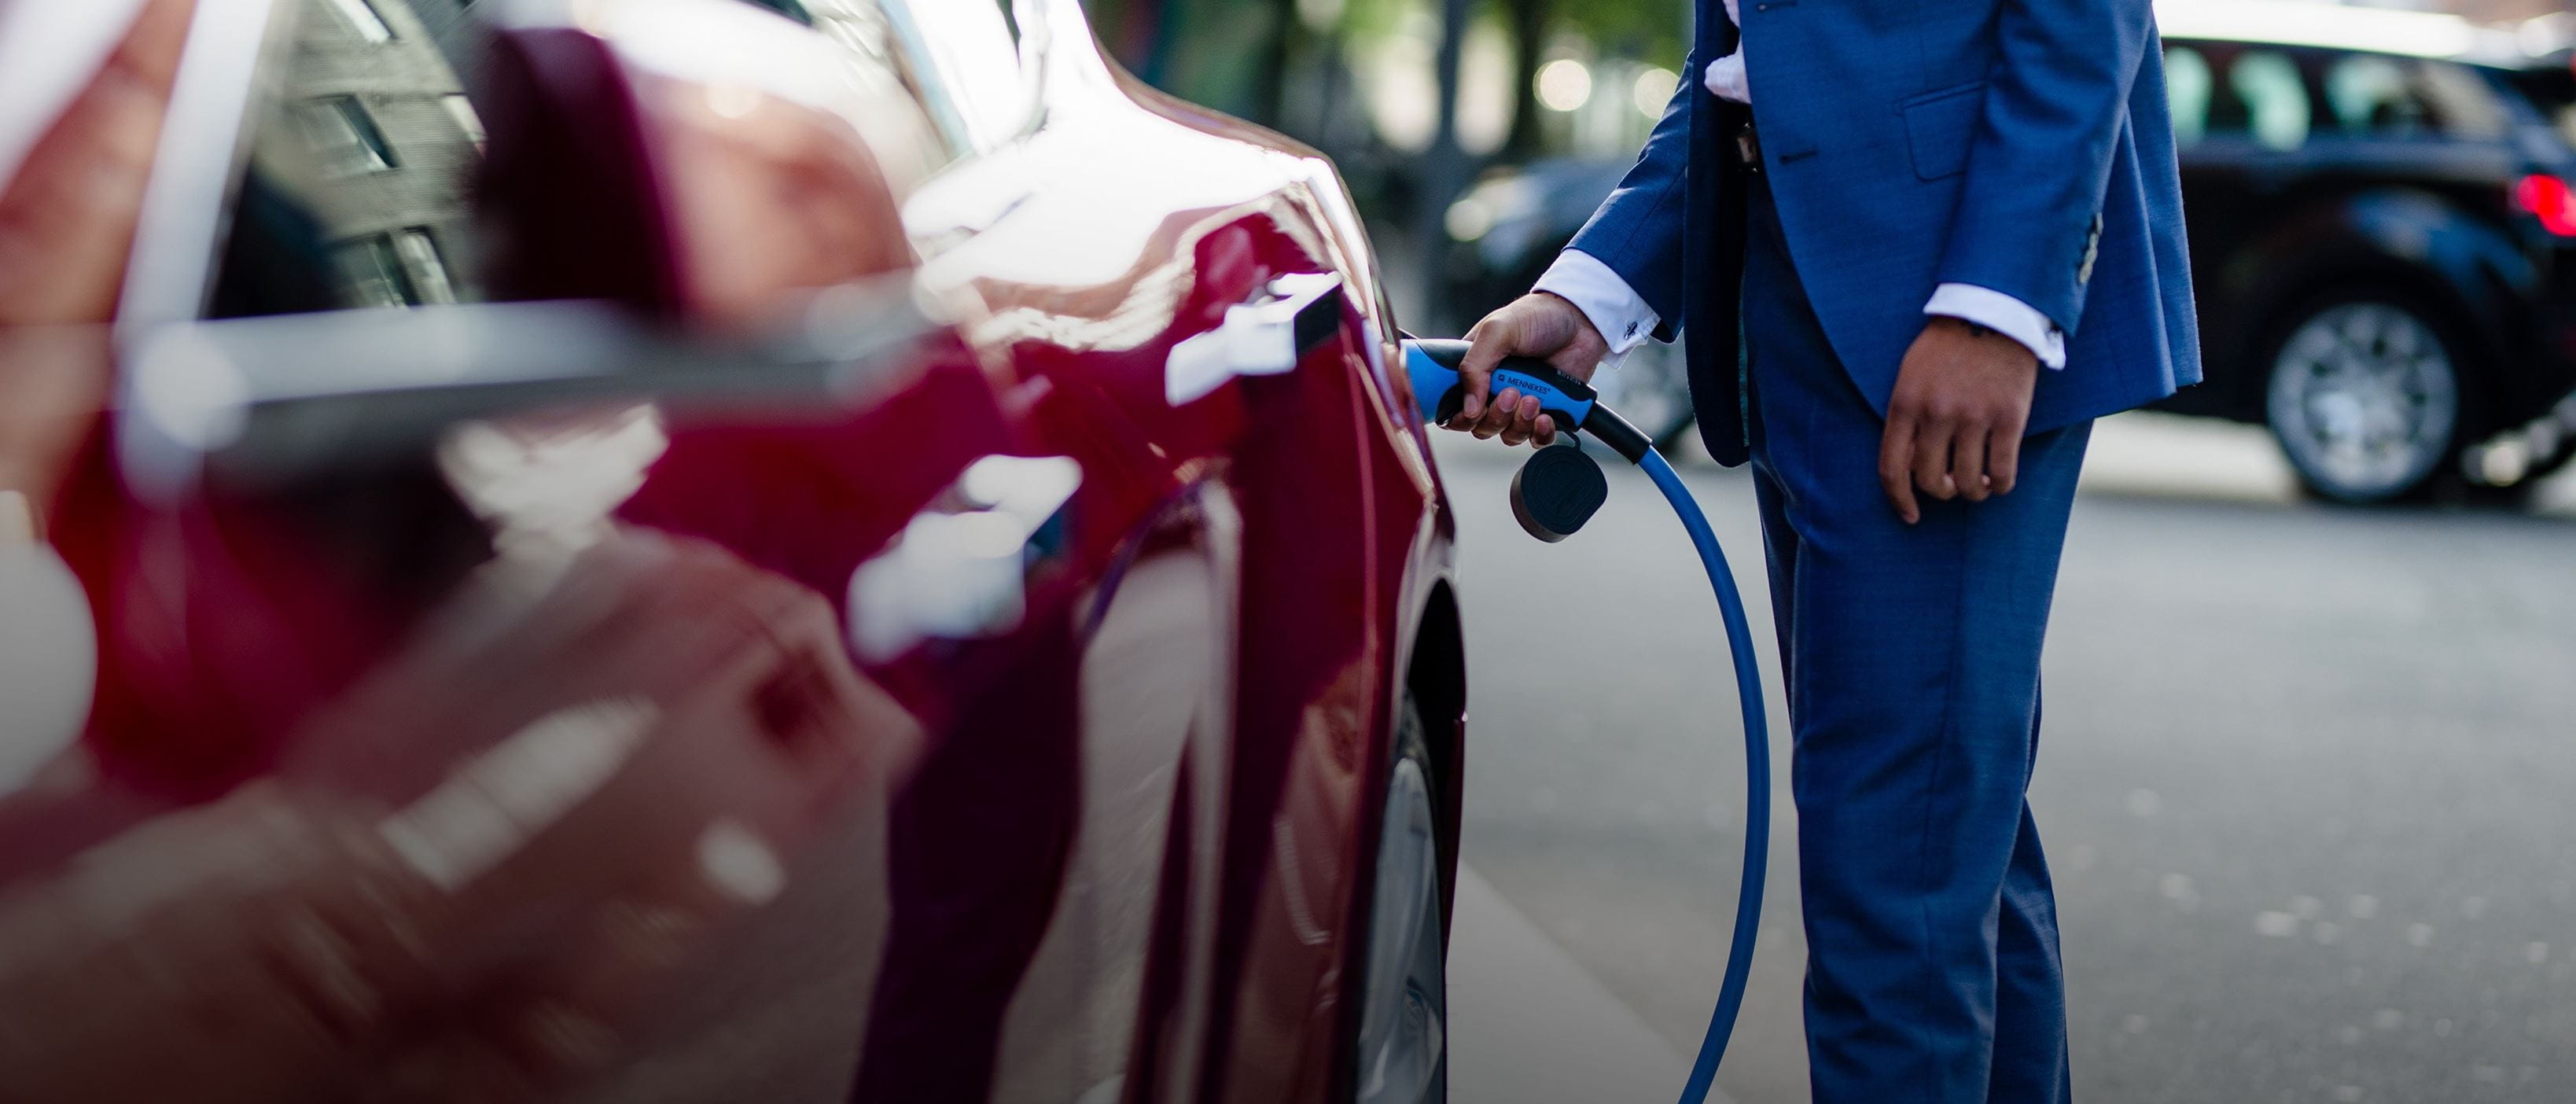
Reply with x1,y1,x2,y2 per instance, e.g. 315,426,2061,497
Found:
1536,57,1593,112
1631,66,1677,117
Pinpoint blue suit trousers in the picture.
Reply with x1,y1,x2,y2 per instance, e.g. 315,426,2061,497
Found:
1740,173,2087,1103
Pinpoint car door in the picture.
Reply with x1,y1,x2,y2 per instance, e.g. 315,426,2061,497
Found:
60,1,1051,1098
847,3,1252,1099
473,2,1387,1098
855,2,1416,1100
83,1,1422,1099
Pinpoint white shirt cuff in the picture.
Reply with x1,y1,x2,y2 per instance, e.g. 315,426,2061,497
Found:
1925,284,2066,370
1703,54,1750,103
1533,250,1663,368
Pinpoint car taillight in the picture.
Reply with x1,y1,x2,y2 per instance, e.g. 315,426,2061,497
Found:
2515,175,2576,237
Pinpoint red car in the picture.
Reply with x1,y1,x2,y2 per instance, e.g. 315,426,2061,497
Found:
0,0,1463,1100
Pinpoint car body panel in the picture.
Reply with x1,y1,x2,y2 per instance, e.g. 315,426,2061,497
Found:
5,0,1461,1099
2155,34,2576,432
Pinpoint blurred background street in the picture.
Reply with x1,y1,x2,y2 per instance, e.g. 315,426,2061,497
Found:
1441,419,2576,1103
1077,2,2576,1098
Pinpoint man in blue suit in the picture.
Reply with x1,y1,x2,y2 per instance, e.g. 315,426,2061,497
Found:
1448,0,2199,1098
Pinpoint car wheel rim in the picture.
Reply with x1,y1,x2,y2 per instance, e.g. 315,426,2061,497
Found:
2268,302,2459,500
1354,756,1444,1104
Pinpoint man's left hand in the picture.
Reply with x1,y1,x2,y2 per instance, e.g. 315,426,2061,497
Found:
1879,316,2040,525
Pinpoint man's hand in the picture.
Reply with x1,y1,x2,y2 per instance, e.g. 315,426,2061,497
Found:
1448,293,1610,448
1879,316,2041,524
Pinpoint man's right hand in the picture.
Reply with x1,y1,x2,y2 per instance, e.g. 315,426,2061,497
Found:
1449,292,1610,448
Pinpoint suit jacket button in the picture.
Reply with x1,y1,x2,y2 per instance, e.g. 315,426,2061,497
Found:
2077,214,2103,285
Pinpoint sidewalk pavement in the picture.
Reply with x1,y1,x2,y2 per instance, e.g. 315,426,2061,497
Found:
1448,865,1720,1104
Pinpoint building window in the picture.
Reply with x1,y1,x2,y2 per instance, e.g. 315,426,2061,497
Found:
335,235,418,307
326,0,396,43
442,94,487,153
335,230,458,307
295,96,399,176
394,229,457,304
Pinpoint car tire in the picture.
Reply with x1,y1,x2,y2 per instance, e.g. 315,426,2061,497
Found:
2261,293,2478,504
1349,697,1448,1104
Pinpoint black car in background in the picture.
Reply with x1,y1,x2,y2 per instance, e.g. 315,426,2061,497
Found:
1434,159,1704,453
1439,2,2576,502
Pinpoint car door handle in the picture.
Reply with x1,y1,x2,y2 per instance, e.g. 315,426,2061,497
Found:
1165,271,1345,407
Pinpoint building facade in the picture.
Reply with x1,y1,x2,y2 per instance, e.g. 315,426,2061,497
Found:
261,0,485,307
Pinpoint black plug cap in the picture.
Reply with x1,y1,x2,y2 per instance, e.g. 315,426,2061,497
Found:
1511,444,1609,543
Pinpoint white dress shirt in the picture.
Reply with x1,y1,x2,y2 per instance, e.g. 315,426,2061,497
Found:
1533,0,2069,371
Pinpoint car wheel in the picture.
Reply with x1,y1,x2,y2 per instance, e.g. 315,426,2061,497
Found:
1350,697,1448,1104
2263,296,2470,503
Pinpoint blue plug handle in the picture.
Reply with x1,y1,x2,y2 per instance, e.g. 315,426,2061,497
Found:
1404,338,1597,432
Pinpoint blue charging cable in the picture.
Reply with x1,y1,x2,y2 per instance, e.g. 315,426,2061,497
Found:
1404,340,1770,1104
1638,447,1772,1104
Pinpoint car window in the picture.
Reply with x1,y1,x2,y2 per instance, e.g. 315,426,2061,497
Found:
2517,75,2576,155
2166,46,2214,145
2229,50,2313,152
2322,53,2509,140
2398,62,2508,139
206,0,487,318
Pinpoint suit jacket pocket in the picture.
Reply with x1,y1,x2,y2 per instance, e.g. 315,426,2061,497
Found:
1902,82,1986,182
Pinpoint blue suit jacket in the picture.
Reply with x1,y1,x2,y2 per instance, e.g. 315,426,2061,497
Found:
1568,0,2203,466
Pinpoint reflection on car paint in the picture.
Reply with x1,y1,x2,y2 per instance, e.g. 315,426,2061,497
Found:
0,0,1463,1098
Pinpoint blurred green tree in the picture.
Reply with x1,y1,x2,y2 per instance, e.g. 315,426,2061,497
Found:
1084,0,1301,123
1083,0,1687,134
1335,0,1686,64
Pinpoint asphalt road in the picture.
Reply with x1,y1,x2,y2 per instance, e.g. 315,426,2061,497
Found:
1435,415,2576,1104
